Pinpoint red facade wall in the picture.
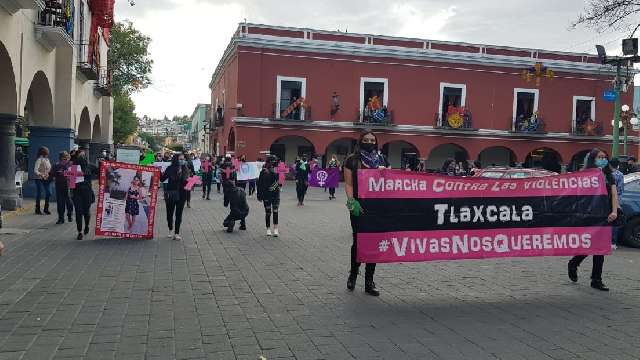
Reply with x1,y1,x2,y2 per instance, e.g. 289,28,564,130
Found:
372,38,423,48
312,32,366,44
248,27,305,39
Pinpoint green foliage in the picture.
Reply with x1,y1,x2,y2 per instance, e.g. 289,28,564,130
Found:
138,132,164,151
167,144,184,153
113,92,138,144
109,21,153,95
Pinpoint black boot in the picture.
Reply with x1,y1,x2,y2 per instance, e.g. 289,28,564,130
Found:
43,202,51,215
56,218,64,225
35,203,42,215
591,280,609,291
347,271,357,291
364,280,380,297
77,233,83,240
568,262,578,282
68,214,73,222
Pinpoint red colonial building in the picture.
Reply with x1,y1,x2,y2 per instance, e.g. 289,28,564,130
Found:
209,23,637,171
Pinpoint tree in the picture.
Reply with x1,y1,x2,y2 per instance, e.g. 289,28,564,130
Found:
113,92,138,144
109,21,153,95
574,0,640,33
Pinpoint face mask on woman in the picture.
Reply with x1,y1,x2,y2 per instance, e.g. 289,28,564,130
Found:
360,142,376,153
178,160,186,166
595,158,608,169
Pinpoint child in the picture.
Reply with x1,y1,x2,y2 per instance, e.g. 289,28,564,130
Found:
223,181,249,233
257,155,281,237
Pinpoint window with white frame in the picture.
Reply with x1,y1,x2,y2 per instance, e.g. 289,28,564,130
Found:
513,88,539,131
276,76,306,120
573,96,595,133
438,83,466,127
360,77,389,123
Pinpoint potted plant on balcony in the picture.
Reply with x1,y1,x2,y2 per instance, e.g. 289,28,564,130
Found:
517,111,545,133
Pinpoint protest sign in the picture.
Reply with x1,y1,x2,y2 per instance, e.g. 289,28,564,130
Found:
355,169,612,263
153,162,171,183
96,162,160,239
237,162,261,181
308,168,340,188
116,148,141,164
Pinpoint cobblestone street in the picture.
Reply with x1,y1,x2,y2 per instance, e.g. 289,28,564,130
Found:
1,185,639,360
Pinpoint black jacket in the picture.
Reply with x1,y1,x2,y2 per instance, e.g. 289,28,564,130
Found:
224,186,249,217
257,169,280,201
161,164,191,201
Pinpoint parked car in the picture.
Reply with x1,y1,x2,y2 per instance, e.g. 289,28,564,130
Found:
473,167,557,179
619,172,640,248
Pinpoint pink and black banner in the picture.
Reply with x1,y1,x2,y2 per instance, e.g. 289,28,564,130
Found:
356,169,612,263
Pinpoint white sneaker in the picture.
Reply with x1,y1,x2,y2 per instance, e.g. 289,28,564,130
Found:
167,230,173,238
173,234,182,241
273,229,279,237
266,229,272,236
612,244,617,250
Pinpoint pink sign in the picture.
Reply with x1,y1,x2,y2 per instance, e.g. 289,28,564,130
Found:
276,162,290,185
184,176,202,191
357,227,612,263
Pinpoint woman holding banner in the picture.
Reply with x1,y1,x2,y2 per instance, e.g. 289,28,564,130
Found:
344,131,388,296
161,153,191,241
568,148,618,291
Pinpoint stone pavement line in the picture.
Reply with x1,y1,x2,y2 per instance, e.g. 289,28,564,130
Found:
0,185,639,359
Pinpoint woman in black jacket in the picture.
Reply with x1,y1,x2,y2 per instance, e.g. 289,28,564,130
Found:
568,148,618,291
72,149,95,240
257,155,281,237
161,153,191,240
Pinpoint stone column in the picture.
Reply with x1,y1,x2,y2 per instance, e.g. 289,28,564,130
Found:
24,126,75,198
0,113,22,210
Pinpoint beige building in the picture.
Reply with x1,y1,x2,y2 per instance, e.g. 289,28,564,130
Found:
0,0,114,209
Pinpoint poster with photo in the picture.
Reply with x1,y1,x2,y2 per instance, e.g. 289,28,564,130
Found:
96,161,160,239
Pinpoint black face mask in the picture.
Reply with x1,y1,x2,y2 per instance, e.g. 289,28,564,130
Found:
360,142,376,152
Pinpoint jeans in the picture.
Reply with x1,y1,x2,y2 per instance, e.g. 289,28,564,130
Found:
263,197,280,228
55,185,73,220
202,178,212,198
35,179,51,209
569,255,604,281
350,215,376,279
166,198,186,234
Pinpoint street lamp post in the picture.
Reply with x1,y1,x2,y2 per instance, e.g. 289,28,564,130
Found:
612,63,622,158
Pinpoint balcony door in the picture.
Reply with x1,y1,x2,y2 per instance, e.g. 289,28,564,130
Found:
276,76,306,120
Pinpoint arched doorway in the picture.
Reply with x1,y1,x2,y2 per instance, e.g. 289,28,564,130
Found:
569,149,590,172
0,41,17,115
24,71,54,127
427,143,468,171
77,107,92,147
92,115,102,142
382,140,420,170
227,128,236,154
325,137,356,166
524,147,562,172
478,146,517,167
270,135,315,164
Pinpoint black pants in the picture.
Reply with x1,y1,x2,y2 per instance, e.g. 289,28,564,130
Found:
237,181,247,191
248,180,256,196
569,255,604,281
166,198,186,234
350,215,376,279
224,212,246,230
329,187,336,197
216,183,221,193
73,191,92,233
263,197,280,228
296,181,308,203
56,185,73,220
186,191,191,204
202,178,212,198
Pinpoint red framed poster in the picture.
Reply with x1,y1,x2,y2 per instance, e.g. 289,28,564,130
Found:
95,161,160,239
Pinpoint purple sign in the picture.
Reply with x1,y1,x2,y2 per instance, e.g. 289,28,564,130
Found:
308,168,340,188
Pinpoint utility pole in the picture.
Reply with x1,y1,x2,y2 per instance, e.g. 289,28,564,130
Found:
612,62,622,158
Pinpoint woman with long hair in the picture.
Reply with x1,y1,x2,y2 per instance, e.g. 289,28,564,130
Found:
161,153,191,240
343,131,388,296
33,146,52,215
327,154,340,200
125,176,143,232
568,148,618,291
51,151,73,224
257,155,281,237
71,149,95,240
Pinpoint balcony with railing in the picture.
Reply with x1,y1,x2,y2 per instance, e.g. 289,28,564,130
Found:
35,0,74,51
572,119,603,136
0,0,44,14
433,108,474,130
76,43,99,81
94,68,112,97
512,112,546,134
356,106,393,126
271,103,311,122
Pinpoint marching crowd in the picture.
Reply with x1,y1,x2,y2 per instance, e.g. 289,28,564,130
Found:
2,129,625,296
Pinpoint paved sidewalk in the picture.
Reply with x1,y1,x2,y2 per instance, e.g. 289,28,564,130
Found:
0,185,639,360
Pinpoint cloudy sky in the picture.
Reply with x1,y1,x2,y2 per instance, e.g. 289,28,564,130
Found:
114,0,634,119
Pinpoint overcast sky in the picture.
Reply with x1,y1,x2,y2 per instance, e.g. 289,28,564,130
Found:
114,0,634,119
